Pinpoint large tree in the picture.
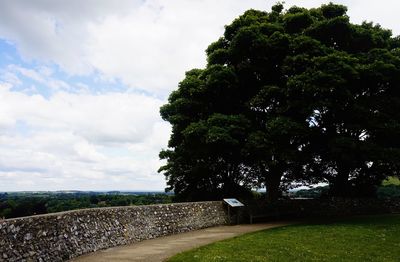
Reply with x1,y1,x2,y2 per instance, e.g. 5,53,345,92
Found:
159,3,400,201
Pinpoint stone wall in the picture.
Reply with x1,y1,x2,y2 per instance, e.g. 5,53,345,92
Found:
246,198,400,222
0,201,227,262
280,198,400,218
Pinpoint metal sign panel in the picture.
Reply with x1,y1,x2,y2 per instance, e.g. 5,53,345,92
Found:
223,198,244,207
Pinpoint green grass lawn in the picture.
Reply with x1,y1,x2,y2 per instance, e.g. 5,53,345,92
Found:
168,215,400,262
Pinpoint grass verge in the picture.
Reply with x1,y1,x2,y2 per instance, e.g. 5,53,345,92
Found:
168,214,400,262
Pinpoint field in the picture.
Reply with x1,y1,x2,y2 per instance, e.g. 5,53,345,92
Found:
168,215,400,262
0,191,172,219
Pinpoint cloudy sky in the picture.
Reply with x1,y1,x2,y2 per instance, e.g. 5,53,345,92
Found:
0,0,399,192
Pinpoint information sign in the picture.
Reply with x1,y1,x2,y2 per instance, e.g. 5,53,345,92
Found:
223,198,244,207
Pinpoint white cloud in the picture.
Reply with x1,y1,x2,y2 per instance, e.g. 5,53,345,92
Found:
0,0,269,94
1,64,71,92
86,0,268,94
0,0,140,75
0,82,170,191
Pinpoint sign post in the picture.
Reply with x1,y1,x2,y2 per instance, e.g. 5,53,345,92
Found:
223,198,245,224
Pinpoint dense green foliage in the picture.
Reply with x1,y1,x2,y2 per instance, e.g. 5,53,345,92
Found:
382,176,400,186
0,192,172,219
168,215,400,262
376,185,400,199
160,2,400,201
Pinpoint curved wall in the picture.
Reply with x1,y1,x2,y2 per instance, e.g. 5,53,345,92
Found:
0,201,227,262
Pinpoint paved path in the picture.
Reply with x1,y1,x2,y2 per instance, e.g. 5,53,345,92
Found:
71,222,290,262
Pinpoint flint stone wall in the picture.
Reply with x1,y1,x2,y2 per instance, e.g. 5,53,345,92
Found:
0,201,227,262
246,198,400,222
276,198,400,217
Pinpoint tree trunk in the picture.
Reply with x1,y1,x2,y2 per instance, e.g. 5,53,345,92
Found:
330,165,350,197
264,167,282,202
266,178,281,202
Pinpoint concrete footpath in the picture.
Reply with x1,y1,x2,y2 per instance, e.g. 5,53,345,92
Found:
71,222,290,262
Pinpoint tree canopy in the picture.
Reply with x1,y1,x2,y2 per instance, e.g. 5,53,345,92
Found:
159,2,400,201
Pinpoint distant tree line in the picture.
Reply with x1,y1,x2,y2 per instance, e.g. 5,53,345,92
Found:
293,182,400,199
0,192,172,219
159,3,400,201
